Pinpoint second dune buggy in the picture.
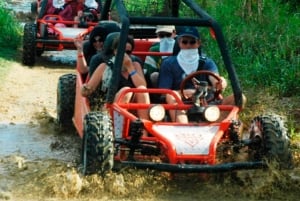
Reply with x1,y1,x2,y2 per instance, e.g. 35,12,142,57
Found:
23,0,102,66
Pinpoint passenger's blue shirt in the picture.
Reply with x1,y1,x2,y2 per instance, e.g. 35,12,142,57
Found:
158,56,219,90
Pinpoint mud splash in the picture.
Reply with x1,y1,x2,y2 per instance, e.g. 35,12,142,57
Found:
1,106,299,201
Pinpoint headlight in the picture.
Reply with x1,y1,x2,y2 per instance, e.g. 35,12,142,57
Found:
203,106,220,122
149,104,165,122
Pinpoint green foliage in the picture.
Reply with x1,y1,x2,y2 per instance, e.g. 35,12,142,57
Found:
122,0,170,16
0,2,23,49
193,0,300,97
280,0,300,11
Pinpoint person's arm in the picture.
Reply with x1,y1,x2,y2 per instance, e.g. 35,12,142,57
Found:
123,54,147,87
74,38,89,74
81,63,106,96
59,4,73,21
205,58,227,91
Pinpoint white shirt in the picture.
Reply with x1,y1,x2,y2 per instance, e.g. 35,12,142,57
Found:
85,0,98,9
52,0,64,8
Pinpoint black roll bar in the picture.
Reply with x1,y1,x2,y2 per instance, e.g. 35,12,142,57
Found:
103,0,243,108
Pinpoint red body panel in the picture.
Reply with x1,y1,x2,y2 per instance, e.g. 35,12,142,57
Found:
72,42,241,166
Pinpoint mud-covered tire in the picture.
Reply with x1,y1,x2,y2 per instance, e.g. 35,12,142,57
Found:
81,111,114,175
57,74,76,127
31,1,37,15
38,0,47,19
248,114,293,169
36,48,44,57
22,23,36,66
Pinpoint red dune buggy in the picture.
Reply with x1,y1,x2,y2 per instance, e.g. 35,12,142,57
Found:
23,0,102,66
57,0,293,175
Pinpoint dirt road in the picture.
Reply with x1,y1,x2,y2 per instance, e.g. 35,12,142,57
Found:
0,56,300,201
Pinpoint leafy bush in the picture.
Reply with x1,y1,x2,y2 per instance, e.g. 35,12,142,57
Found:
280,0,300,11
0,2,22,49
193,0,300,97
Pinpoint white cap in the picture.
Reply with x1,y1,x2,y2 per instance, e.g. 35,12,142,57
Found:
155,25,175,33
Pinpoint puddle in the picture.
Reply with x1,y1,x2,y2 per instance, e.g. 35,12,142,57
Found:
5,0,31,13
0,123,81,162
41,50,77,66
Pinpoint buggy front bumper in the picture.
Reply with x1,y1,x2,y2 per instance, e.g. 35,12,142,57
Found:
120,161,267,173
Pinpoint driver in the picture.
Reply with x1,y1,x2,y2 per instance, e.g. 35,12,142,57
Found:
158,26,231,123
74,0,102,27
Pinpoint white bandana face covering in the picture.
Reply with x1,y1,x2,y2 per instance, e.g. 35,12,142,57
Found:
159,37,175,58
85,0,98,9
177,49,199,75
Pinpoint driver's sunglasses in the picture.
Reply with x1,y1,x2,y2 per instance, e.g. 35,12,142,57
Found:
181,39,197,45
158,33,172,38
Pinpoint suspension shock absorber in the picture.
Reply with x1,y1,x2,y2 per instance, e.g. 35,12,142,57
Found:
229,120,243,152
127,119,143,160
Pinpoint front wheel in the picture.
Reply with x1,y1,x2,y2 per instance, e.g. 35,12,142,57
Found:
31,1,38,15
22,23,36,66
57,74,76,128
248,114,293,169
81,111,114,175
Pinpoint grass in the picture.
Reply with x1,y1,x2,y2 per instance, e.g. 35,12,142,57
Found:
0,2,23,84
0,57,10,82
201,0,300,97
0,49,20,90
0,2,23,50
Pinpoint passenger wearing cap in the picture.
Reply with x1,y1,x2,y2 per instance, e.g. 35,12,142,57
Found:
144,25,176,88
158,26,236,123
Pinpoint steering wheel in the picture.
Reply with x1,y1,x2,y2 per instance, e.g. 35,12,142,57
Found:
180,70,223,103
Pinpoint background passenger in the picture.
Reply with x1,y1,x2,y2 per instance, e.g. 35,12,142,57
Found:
144,25,176,88
74,0,102,27
47,0,73,21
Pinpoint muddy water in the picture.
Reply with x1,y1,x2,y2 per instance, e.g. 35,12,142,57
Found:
0,123,80,162
0,124,59,159
5,0,31,13
40,50,77,65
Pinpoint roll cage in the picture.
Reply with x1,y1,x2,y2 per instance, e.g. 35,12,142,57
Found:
100,0,243,108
